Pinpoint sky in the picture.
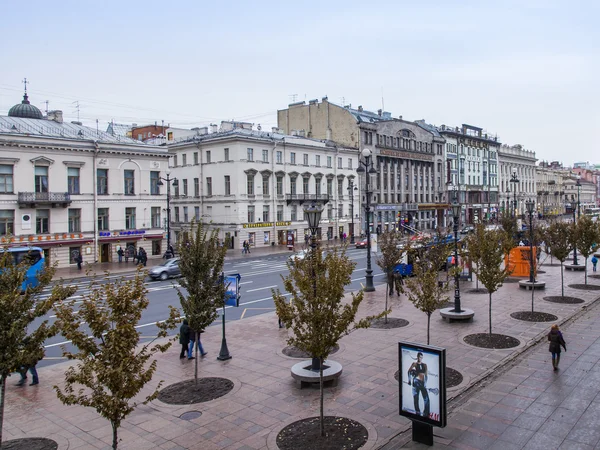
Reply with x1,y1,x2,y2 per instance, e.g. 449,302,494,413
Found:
1,0,598,165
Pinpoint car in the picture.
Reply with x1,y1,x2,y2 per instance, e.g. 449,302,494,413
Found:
288,249,310,265
149,257,181,280
355,239,368,249
460,226,475,235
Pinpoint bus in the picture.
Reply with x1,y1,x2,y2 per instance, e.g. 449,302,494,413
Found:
584,207,600,221
1,246,45,291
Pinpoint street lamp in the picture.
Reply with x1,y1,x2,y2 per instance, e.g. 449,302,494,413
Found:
157,170,179,258
525,200,535,283
347,180,358,244
572,175,582,265
510,168,519,218
356,148,377,292
450,191,462,313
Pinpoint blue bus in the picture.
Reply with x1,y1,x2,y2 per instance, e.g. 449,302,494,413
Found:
394,235,461,277
1,246,45,291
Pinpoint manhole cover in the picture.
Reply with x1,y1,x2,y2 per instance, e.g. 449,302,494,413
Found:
180,411,202,420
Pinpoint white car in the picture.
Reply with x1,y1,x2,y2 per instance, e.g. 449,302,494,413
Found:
288,249,309,265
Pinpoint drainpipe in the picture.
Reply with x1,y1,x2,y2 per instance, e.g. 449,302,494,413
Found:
272,139,278,245
93,140,99,262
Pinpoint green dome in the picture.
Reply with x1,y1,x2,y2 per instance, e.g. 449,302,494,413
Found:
8,93,44,119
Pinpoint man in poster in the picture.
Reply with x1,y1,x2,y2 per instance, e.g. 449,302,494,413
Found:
408,352,429,418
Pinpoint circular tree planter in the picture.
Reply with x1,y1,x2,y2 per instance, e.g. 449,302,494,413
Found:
283,345,339,359
464,333,520,349
568,284,600,291
370,317,409,329
277,416,368,450
510,311,558,322
395,367,463,388
0,438,58,450
158,378,233,405
544,296,584,304
466,288,488,294
537,270,546,274
502,278,521,284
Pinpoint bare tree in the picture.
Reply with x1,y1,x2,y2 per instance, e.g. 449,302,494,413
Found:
574,215,600,284
375,230,406,323
543,222,574,298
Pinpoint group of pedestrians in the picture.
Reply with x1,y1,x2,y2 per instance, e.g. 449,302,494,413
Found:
179,319,207,359
242,241,251,254
116,246,148,265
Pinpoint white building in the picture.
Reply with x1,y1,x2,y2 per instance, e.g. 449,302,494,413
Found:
0,92,169,268
498,144,537,217
166,122,359,249
536,162,569,217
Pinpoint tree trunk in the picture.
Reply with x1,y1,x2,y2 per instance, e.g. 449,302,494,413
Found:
426,314,431,345
531,276,535,313
111,420,118,450
488,292,493,335
560,262,564,298
385,277,389,324
585,258,588,285
0,375,6,445
194,331,199,387
319,357,324,437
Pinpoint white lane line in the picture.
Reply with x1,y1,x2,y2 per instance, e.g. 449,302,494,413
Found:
240,281,254,285
246,285,277,293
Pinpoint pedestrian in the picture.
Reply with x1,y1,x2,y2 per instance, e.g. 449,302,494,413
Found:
137,248,144,265
125,248,130,263
140,248,147,267
592,255,598,272
242,240,247,254
16,337,40,386
117,247,124,263
246,241,251,254
76,253,83,270
179,319,190,359
548,324,567,371
188,327,207,359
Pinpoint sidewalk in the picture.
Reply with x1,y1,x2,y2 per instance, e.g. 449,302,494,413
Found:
4,255,600,449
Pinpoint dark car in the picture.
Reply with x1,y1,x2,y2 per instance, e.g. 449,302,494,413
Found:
149,258,181,281
355,239,368,249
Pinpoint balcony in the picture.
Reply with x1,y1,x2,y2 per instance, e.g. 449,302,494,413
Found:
285,194,331,205
18,192,71,208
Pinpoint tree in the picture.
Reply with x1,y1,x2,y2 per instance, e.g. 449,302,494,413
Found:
464,225,486,291
0,250,74,446
543,222,574,298
499,214,518,275
471,229,511,334
273,245,377,437
375,230,406,323
402,239,450,344
54,269,178,450
574,215,600,285
175,220,228,384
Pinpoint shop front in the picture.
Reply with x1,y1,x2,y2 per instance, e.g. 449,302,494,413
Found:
241,221,293,248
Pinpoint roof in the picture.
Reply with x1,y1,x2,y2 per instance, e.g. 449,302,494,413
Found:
8,93,44,120
106,122,132,137
0,116,151,145
414,120,442,138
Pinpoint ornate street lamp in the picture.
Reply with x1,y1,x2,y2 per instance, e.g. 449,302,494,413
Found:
510,168,519,218
347,180,358,244
525,200,536,283
356,148,377,292
157,170,179,257
451,192,462,313
572,175,582,265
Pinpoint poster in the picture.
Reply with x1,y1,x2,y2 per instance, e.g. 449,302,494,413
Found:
398,341,446,427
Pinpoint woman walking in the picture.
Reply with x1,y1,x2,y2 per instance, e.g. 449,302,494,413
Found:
548,324,567,371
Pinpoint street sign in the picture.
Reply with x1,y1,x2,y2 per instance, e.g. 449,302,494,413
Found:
224,273,241,307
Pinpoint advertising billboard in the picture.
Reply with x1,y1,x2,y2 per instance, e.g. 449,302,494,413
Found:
398,341,447,427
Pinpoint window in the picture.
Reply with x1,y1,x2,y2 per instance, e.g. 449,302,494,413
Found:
173,155,178,166
36,209,50,234
194,178,200,197
262,205,270,222
0,210,14,235
206,177,212,196
97,208,108,231
247,206,255,223
193,152,199,165
206,151,211,163
338,204,343,218
303,177,310,194
35,166,48,193
337,180,342,197
303,154,309,165
290,152,296,164
225,176,231,195
327,156,332,168
125,207,136,229
183,207,189,223
124,170,135,195
247,148,254,161
338,157,342,169
0,165,14,193
194,206,200,221
97,169,108,195
69,247,82,265
262,149,269,162
315,155,321,167
182,154,187,166
276,151,282,164
151,207,161,228
290,178,297,195
224,148,229,161
315,178,322,196
68,209,81,232
263,175,270,195
327,204,333,219
150,171,160,195
327,179,333,196
348,158,353,170
174,207,180,223
291,206,297,221
67,168,80,194
247,174,254,195
277,205,284,221
276,176,283,195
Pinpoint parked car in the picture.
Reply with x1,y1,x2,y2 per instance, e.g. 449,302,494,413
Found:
149,258,181,280
355,239,368,249
460,226,475,235
288,249,310,265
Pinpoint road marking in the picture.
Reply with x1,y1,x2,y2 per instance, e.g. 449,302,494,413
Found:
240,307,275,319
246,285,277,293
240,281,254,285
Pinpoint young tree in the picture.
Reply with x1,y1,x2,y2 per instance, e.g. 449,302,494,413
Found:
273,245,378,437
499,214,518,275
574,215,600,285
402,240,450,344
472,229,511,334
464,224,486,291
54,269,179,450
0,251,74,445
175,220,227,384
543,222,574,298
375,230,406,323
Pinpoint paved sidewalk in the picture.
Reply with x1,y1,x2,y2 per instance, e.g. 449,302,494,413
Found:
3,255,600,449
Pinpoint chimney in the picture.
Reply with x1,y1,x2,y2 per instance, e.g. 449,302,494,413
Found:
71,121,82,126
377,109,382,116
210,123,218,133
399,115,403,120
291,130,298,136
198,127,208,135
48,110,63,123
272,127,280,133
298,130,306,137
358,105,363,112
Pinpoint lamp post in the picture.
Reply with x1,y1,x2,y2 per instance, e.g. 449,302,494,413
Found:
450,191,462,313
356,148,377,292
510,168,519,218
347,180,358,244
157,170,178,257
572,175,582,265
525,200,535,283
303,202,324,371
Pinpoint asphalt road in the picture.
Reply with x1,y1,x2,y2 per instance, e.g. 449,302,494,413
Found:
36,248,386,368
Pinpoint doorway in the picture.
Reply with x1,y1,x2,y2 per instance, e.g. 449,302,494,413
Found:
100,243,110,263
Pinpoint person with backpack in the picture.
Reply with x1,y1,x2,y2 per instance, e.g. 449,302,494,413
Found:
592,255,598,272
548,324,567,371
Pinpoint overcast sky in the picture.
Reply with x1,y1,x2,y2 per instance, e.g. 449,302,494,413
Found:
2,0,597,165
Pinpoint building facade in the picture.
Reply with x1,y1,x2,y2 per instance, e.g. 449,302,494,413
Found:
498,144,537,217
536,162,568,216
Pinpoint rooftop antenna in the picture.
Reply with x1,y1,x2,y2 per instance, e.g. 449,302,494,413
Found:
289,94,298,103
341,96,346,105
22,77,29,93
96,119,99,136
43,100,49,115
381,86,385,113
72,101,80,122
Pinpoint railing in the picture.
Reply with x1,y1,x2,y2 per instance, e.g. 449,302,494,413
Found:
18,192,71,205
285,194,331,204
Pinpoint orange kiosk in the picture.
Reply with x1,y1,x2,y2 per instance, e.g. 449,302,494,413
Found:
505,246,537,277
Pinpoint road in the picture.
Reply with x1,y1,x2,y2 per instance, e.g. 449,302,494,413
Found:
36,248,387,368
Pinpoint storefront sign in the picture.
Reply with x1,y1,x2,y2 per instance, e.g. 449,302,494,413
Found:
242,222,292,229
379,149,433,162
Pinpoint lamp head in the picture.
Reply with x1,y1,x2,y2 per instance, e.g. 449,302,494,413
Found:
172,178,179,187
303,202,324,233
166,169,171,176
450,197,461,218
525,199,535,214
361,148,372,159
512,167,517,176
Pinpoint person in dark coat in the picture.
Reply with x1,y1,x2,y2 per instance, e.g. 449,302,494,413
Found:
179,319,191,359
548,324,567,370
76,253,83,270
117,247,124,263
